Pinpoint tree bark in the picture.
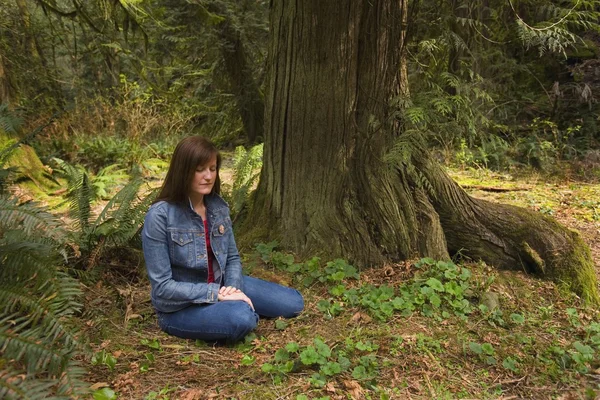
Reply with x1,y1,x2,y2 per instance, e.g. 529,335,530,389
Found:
0,52,13,104
217,18,264,144
243,0,598,303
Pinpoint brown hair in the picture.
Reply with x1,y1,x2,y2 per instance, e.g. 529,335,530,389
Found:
154,136,221,204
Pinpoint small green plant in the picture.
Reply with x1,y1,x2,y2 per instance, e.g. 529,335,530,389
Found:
93,387,118,400
326,258,476,322
240,354,256,366
255,242,359,288
261,337,378,388
510,313,526,325
502,357,520,373
275,319,288,330
145,384,175,400
140,338,162,351
566,308,581,328
569,341,595,373
91,350,118,371
140,353,156,372
468,342,497,366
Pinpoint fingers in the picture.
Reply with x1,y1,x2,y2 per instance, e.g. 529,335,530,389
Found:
219,286,241,296
244,295,255,311
218,291,255,311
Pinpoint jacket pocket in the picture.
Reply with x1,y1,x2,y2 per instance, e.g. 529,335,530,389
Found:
169,231,194,266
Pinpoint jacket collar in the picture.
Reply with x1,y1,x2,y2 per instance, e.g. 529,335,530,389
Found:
187,193,228,213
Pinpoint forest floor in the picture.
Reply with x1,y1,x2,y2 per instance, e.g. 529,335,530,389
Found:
82,166,600,400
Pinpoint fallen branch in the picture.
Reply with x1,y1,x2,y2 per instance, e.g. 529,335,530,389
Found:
459,185,530,192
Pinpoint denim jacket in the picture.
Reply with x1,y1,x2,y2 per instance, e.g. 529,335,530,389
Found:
142,193,243,313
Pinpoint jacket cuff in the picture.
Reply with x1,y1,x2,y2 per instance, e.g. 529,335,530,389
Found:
206,282,220,303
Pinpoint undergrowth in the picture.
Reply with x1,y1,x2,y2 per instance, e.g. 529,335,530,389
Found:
82,237,600,399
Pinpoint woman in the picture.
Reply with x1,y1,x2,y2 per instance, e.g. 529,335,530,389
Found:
142,136,304,342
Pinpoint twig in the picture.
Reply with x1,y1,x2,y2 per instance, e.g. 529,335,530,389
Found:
508,0,580,32
460,185,529,192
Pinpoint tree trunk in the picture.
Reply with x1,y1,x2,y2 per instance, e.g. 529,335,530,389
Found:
0,52,13,104
398,0,410,98
244,0,598,303
206,1,265,145
217,18,264,144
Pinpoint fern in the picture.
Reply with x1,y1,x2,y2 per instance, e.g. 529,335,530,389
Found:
222,143,263,219
0,193,87,399
0,104,22,136
0,368,56,400
55,167,160,268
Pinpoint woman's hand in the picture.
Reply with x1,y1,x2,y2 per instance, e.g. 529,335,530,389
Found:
218,290,254,311
219,286,241,297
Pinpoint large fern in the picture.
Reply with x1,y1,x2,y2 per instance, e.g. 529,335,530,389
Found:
0,195,87,399
222,143,263,220
0,104,22,136
51,160,160,269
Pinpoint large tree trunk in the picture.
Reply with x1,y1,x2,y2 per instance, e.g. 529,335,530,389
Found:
206,2,265,145
244,0,598,303
217,19,264,144
0,53,13,104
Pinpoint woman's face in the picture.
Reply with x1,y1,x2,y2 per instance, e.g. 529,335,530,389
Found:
189,153,218,198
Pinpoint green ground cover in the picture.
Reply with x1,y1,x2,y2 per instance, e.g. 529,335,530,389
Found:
79,167,600,400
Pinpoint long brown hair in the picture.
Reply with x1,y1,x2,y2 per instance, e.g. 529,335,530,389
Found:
154,136,221,204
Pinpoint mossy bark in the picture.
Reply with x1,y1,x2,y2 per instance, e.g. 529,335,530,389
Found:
0,131,56,191
417,157,599,303
242,0,599,304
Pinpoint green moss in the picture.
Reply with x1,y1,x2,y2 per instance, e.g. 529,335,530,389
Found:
236,222,276,252
555,232,600,306
1,131,58,192
522,241,545,274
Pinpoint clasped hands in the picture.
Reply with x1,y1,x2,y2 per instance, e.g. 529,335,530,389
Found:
217,286,254,310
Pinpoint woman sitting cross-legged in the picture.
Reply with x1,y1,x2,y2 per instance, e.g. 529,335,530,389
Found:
142,136,304,342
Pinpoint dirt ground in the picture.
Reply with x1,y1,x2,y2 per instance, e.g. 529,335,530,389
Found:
82,168,600,400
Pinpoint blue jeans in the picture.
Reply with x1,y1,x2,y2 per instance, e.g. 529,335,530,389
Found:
156,276,304,342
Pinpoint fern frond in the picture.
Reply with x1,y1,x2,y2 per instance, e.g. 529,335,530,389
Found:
223,144,263,217
0,367,55,400
51,158,92,231
0,105,22,135
93,179,157,248
0,193,85,399
0,280,81,348
55,360,89,398
0,314,72,376
0,197,65,242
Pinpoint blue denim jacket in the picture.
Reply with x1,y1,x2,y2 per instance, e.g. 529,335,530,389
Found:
142,193,243,313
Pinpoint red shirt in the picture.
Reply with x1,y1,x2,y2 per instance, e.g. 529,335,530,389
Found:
203,219,215,283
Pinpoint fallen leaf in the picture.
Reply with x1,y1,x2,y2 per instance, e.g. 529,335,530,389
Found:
350,312,372,324
343,380,363,400
180,388,204,400
89,382,110,391
383,264,395,276
162,344,186,349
